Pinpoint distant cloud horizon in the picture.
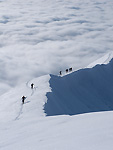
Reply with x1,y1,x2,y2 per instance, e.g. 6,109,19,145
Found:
0,0,113,95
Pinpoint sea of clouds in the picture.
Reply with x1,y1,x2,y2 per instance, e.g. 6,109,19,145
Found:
0,0,113,95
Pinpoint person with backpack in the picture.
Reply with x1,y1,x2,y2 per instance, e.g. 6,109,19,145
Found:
59,71,62,75
22,96,26,104
31,83,34,89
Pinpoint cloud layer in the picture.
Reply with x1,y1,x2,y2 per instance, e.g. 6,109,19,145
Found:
0,0,113,95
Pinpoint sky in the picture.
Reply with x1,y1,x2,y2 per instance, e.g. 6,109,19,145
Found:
0,0,113,95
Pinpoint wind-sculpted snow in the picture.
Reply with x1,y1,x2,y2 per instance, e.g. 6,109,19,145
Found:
45,58,113,116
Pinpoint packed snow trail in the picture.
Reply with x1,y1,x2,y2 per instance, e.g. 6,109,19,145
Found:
15,103,23,120
15,82,35,120
0,75,51,122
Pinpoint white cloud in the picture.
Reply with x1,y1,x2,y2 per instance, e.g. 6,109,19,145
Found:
0,0,113,95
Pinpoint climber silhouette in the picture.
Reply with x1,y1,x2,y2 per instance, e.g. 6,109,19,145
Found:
22,96,26,104
59,71,62,75
66,69,68,73
31,83,34,89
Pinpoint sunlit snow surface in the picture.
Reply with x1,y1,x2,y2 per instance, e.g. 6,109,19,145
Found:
0,111,113,150
0,58,113,149
0,0,113,94
0,0,113,149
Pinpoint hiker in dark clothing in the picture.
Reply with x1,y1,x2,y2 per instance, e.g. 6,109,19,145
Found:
59,71,62,75
22,96,26,104
66,69,68,73
69,67,72,72
31,83,34,89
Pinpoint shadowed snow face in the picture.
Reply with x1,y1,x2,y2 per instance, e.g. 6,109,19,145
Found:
45,59,113,116
0,0,113,95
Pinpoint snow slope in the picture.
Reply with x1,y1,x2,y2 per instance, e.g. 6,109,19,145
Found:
0,111,113,150
1,54,113,122
0,0,113,148
0,75,51,122
0,57,113,149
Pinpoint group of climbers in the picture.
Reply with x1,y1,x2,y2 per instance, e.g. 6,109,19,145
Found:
21,67,73,104
59,67,72,76
22,83,34,104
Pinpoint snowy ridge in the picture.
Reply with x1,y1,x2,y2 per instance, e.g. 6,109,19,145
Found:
0,57,113,149
87,52,113,68
0,0,113,149
1,55,113,121
45,58,113,116
59,52,113,77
